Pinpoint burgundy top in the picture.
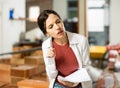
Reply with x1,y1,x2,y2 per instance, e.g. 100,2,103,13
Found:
53,41,79,77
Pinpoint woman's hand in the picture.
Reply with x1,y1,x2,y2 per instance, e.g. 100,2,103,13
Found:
46,47,56,58
57,76,78,87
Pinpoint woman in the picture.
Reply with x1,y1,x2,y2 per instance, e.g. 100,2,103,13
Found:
37,9,92,88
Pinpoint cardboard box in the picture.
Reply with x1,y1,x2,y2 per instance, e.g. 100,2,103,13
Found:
10,58,25,66
33,64,45,75
12,45,32,58
30,50,43,56
0,58,10,64
24,56,44,65
17,79,49,88
11,65,36,78
11,76,27,85
12,46,23,58
0,64,11,83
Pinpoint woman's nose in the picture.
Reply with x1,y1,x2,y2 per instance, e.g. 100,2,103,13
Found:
54,24,59,30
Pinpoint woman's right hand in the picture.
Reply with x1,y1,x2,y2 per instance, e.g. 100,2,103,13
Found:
46,47,56,58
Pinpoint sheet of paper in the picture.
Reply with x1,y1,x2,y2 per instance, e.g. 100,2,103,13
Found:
58,68,91,83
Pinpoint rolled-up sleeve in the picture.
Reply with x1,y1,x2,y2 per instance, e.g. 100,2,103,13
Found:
42,42,58,82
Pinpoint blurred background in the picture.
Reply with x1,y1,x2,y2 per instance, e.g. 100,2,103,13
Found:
0,0,120,88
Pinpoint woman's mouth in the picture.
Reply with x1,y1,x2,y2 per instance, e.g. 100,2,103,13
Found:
57,30,63,34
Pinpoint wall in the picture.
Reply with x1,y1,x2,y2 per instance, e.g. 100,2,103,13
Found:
0,0,26,58
26,0,53,32
0,0,2,54
53,0,67,21
110,0,120,44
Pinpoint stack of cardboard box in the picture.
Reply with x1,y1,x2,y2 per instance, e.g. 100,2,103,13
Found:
0,64,11,87
10,45,46,85
0,44,47,86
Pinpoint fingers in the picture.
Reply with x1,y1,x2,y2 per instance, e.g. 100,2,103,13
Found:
57,77,76,87
60,80,75,87
46,47,56,58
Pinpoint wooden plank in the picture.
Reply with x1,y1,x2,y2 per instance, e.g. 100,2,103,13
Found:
17,79,49,88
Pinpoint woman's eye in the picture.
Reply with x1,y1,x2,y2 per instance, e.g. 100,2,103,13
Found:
48,25,53,29
56,20,61,24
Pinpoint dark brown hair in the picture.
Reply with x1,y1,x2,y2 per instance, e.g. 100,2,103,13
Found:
37,9,61,34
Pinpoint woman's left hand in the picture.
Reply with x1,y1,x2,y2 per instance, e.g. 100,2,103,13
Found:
57,77,77,87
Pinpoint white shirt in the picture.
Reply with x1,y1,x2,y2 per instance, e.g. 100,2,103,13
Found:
42,31,92,88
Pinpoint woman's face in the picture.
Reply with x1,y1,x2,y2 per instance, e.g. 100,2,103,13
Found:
45,14,65,39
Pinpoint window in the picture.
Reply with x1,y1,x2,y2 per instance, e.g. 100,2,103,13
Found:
87,0,105,32
67,0,78,19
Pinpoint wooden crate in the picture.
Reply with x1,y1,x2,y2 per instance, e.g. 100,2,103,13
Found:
10,58,25,66
12,46,23,58
0,58,11,64
24,56,44,65
0,64,11,83
30,50,43,56
11,65,37,78
17,79,49,88
12,45,32,58
11,76,27,85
